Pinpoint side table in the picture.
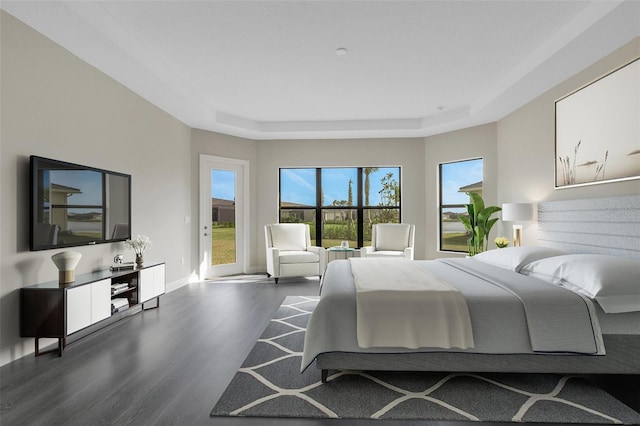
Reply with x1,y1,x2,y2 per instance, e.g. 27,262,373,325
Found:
327,247,357,262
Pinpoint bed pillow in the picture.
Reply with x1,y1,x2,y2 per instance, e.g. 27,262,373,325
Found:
473,246,566,272
519,254,640,313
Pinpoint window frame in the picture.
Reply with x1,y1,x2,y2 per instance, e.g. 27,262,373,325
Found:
279,167,402,247
438,158,483,253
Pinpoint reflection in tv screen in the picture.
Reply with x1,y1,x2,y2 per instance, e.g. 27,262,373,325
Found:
30,156,131,251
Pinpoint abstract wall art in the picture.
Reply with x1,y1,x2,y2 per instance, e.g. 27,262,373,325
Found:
555,58,639,189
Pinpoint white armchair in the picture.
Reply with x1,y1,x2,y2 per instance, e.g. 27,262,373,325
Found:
265,223,327,284
362,223,415,260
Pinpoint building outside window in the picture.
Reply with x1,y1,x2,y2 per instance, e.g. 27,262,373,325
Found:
439,158,483,253
279,167,401,247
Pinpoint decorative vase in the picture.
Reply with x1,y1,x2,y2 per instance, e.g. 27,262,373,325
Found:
51,251,82,284
136,254,144,267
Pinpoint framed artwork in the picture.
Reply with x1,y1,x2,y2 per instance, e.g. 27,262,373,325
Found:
555,58,639,189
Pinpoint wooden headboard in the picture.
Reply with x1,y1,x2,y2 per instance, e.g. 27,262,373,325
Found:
538,195,640,260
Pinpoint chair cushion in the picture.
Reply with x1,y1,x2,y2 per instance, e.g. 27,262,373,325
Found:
375,224,410,251
367,250,406,258
270,224,307,251
279,250,320,264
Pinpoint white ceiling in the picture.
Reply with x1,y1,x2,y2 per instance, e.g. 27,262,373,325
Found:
2,1,639,140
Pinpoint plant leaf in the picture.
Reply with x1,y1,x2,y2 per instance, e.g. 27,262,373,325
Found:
459,215,472,232
478,206,502,226
469,192,484,219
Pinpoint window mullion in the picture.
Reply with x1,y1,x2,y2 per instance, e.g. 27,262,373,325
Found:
357,168,363,247
315,168,322,245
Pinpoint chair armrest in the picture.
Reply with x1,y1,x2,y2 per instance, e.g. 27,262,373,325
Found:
307,246,327,271
361,246,375,257
266,247,280,276
404,247,414,260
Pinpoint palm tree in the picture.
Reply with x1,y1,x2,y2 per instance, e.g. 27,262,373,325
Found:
364,167,378,206
363,167,379,224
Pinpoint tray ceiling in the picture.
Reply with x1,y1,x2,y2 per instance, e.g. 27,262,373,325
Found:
2,1,638,139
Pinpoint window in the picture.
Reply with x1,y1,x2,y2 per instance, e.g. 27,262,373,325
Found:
439,158,483,252
279,167,401,247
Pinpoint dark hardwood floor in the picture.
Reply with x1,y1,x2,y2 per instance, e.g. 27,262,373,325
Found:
1,275,638,426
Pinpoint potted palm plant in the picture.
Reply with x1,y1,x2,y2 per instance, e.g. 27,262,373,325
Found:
459,193,501,256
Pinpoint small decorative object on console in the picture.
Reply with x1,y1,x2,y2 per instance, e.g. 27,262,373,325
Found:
495,237,510,248
110,253,135,271
125,235,152,267
51,251,82,284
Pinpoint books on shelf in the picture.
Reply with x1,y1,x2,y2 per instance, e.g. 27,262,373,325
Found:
111,298,129,314
110,262,135,271
111,283,129,294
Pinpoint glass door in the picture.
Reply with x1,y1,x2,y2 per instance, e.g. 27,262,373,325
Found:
211,169,237,268
199,155,248,279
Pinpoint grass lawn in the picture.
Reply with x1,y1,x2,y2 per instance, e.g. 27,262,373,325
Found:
212,226,236,265
322,239,359,248
442,232,468,252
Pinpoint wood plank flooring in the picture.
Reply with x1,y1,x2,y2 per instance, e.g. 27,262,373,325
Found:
1,275,638,426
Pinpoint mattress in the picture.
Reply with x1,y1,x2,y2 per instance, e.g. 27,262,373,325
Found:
302,258,608,372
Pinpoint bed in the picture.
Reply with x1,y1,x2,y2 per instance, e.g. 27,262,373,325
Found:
301,195,640,382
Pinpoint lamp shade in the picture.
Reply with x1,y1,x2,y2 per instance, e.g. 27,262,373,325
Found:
51,251,82,283
502,203,536,222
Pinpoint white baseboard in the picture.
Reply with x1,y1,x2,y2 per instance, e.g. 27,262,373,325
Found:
166,276,191,293
245,265,265,275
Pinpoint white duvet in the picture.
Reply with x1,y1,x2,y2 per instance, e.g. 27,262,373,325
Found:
349,258,474,349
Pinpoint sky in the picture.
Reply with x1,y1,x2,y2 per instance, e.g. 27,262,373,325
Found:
49,170,103,204
212,169,235,201
440,159,483,205
212,161,482,205
279,167,400,206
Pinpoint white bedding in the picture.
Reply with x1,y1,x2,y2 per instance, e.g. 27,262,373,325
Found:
302,259,605,372
350,258,474,349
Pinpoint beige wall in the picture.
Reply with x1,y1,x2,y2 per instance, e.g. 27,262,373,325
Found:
0,12,192,365
424,123,498,260
497,37,640,244
190,129,258,272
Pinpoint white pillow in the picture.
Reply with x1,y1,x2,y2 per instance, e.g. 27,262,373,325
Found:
519,254,640,313
473,246,566,272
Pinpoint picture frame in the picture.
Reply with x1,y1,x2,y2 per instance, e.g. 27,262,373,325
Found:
555,58,639,189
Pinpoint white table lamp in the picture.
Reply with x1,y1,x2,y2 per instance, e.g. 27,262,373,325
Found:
501,203,536,247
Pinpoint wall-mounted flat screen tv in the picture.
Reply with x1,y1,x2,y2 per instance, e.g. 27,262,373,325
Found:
30,156,131,251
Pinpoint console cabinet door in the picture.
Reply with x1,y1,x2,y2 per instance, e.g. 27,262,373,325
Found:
91,279,111,323
67,285,92,334
153,264,166,298
139,264,165,303
67,279,111,334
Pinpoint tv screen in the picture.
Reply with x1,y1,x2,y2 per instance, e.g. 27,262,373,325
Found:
30,156,131,251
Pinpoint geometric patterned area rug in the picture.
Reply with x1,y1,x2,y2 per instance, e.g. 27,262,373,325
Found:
211,296,640,424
